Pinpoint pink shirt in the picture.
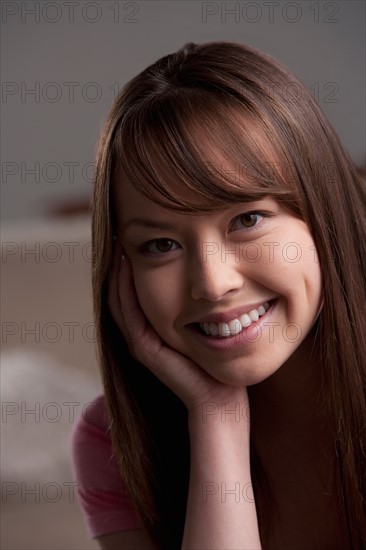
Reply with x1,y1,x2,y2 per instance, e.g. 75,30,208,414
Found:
70,395,141,538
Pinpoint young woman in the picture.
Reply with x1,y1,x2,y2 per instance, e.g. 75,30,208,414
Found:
71,41,366,549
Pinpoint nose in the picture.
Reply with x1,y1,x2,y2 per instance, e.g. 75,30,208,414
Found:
189,245,244,302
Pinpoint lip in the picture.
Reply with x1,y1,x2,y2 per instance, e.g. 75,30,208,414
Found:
186,299,277,351
190,299,276,324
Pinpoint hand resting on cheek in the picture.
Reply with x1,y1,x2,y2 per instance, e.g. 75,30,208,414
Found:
107,241,249,413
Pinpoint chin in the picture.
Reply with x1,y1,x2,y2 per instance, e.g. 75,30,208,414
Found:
196,356,284,388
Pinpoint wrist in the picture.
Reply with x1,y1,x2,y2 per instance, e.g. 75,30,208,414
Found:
187,389,251,431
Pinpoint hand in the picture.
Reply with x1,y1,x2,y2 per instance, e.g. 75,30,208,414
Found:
108,241,249,413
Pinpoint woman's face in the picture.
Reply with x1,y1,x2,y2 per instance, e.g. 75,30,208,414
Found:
115,178,322,387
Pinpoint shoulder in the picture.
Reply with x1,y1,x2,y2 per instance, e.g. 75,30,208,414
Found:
70,394,141,538
71,394,110,450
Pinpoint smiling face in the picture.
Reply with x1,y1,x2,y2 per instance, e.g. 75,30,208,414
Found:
114,177,323,387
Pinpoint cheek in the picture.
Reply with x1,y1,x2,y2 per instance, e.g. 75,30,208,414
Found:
131,267,178,328
270,235,323,310
133,269,160,317
246,233,322,304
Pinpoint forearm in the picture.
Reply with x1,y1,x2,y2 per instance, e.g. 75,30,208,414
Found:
182,394,262,549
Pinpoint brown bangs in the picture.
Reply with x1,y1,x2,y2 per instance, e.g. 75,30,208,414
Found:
113,88,303,214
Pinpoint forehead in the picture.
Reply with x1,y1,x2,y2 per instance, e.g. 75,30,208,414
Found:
113,171,208,229
112,102,290,230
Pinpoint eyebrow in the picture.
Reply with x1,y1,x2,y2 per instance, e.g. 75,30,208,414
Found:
121,218,177,234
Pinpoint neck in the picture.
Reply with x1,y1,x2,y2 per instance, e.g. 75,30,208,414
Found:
247,324,331,459
248,326,321,423
247,325,349,548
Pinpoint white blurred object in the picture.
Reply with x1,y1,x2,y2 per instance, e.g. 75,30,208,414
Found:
1,347,102,483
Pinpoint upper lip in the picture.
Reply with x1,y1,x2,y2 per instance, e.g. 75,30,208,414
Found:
190,299,274,325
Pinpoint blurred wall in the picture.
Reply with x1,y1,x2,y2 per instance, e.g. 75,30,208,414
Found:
1,0,365,222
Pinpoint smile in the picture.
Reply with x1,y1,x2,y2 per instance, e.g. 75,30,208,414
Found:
199,302,270,338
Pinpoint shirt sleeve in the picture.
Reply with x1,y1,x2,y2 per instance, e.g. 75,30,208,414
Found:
70,394,142,538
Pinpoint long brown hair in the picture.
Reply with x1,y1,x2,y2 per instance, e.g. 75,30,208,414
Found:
91,41,366,548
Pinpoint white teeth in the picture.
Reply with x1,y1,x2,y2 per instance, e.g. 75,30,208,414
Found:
219,323,231,337
239,313,251,328
248,309,259,322
199,302,271,338
228,319,242,335
209,322,219,336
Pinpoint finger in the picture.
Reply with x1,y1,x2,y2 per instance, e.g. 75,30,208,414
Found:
108,244,154,350
109,248,203,394
118,254,156,348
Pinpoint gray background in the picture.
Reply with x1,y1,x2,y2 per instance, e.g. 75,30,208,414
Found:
1,0,365,222
1,2,365,549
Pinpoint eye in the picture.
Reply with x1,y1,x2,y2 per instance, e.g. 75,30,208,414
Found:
140,238,179,255
231,212,264,232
